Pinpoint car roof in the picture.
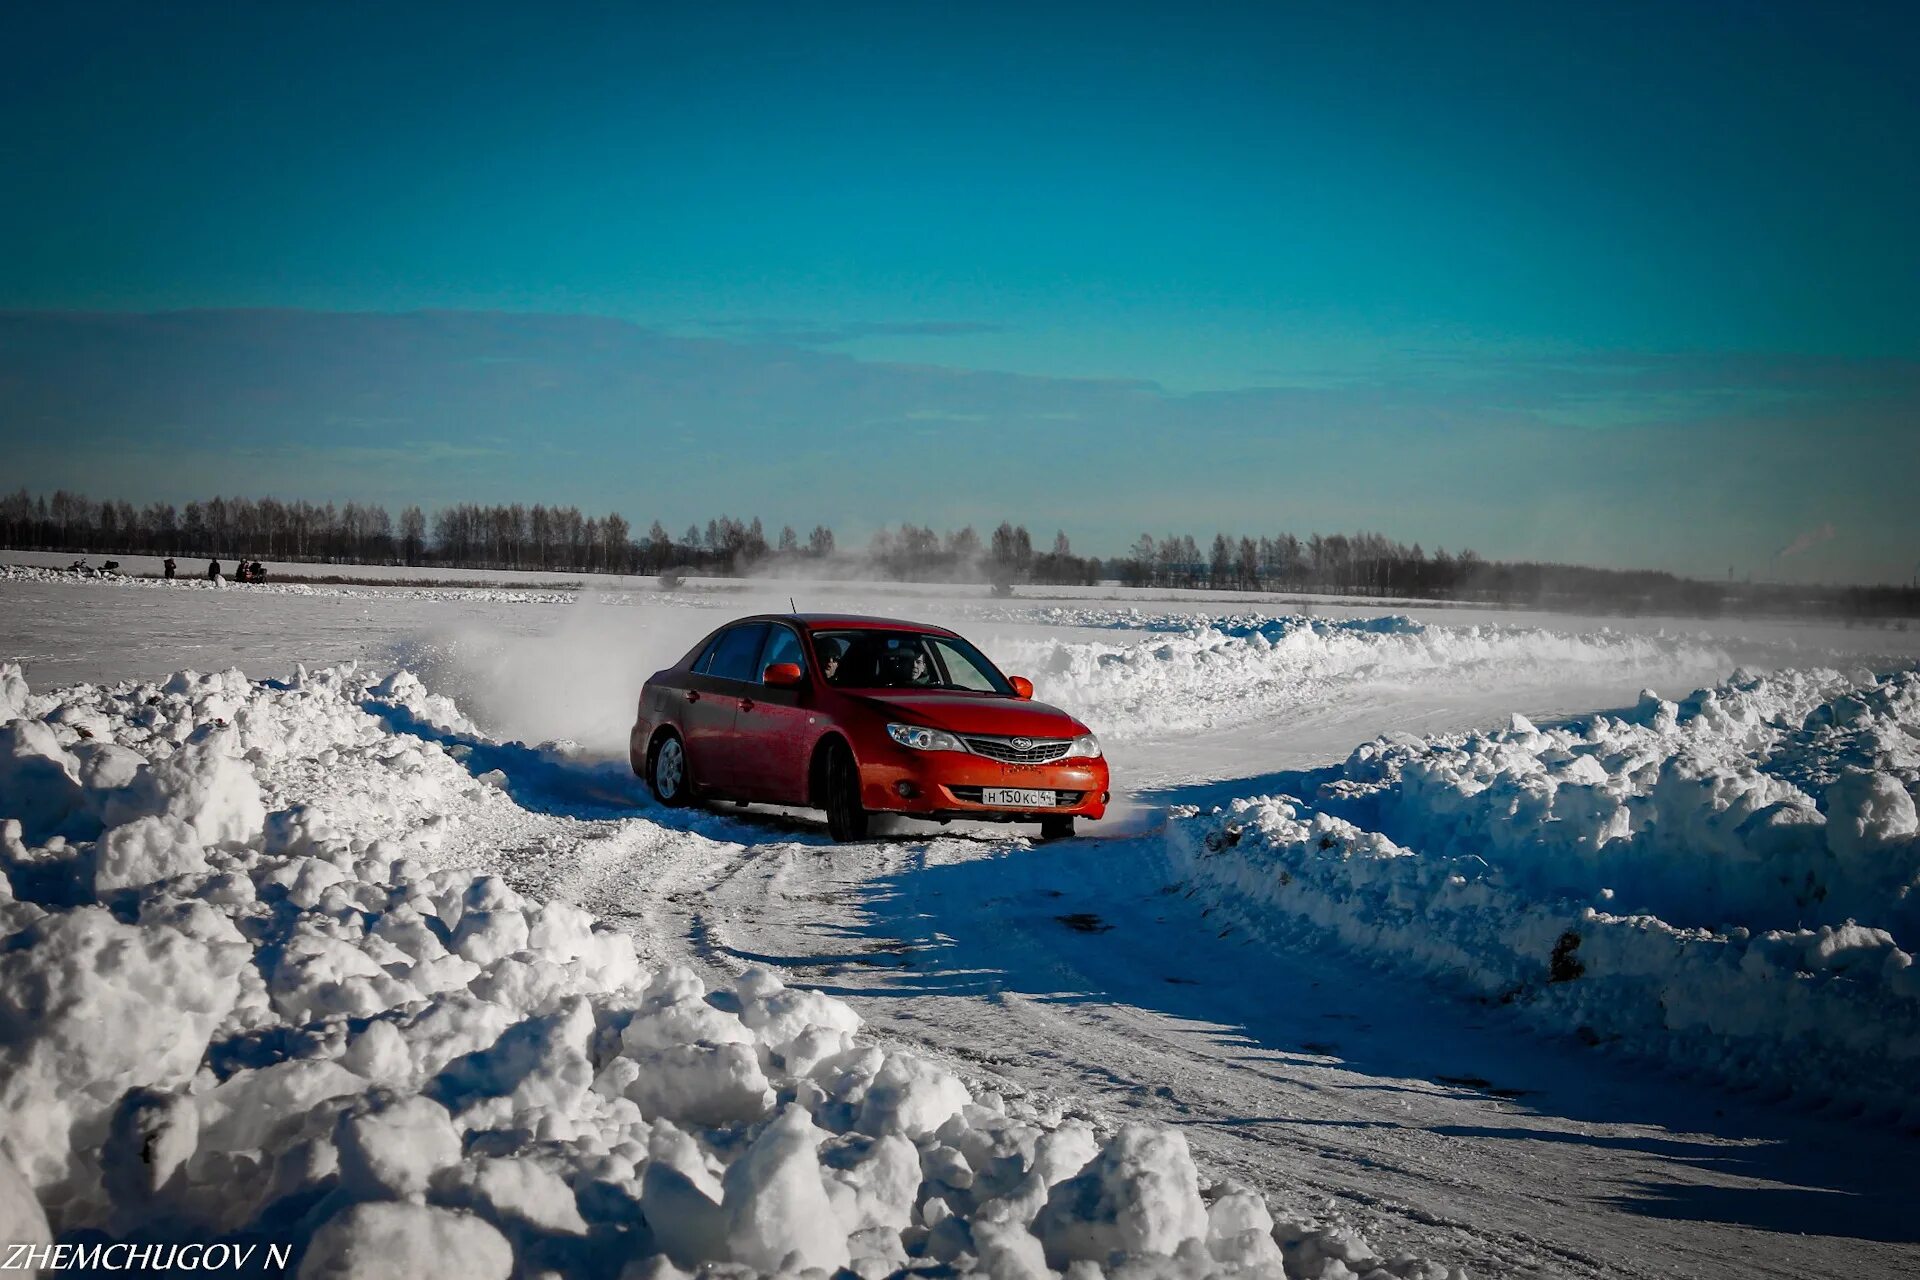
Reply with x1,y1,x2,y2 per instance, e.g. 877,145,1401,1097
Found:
734,613,958,637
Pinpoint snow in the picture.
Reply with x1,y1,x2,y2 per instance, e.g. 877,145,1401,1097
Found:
297,1202,513,1280
1165,666,1920,1116
0,1145,52,1259
2,561,591,606
1032,1124,1210,1264
999,614,1744,741
10,567,1920,1276
0,658,1452,1277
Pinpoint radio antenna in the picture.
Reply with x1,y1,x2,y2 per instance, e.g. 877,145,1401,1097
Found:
789,595,798,615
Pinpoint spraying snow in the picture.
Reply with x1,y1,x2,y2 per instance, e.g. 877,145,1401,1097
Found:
1002,615,1740,741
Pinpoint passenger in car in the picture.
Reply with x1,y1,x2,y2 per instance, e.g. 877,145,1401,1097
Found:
876,648,919,687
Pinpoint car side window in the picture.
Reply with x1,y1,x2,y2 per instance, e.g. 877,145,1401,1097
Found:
931,638,998,691
707,623,771,684
691,634,725,674
759,625,806,676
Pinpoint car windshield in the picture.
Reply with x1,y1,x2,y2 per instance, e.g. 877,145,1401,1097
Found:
811,629,1013,694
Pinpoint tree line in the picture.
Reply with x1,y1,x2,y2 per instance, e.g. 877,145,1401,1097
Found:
0,489,1097,584
1119,529,1915,618
1120,529,1689,605
3,488,1912,619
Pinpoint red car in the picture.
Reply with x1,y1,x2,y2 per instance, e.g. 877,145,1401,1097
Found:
630,614,1109,840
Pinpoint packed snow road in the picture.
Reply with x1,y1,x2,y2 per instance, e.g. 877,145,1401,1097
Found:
5,569,1920,1277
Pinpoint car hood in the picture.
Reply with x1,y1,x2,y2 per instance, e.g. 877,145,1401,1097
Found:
851,692,1088,739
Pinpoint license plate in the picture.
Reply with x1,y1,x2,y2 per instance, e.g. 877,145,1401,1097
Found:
982,787,1055,808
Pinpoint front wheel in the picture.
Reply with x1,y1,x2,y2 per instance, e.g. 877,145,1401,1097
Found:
1039,815,1075,841
649,733,691,807
824,743,869,842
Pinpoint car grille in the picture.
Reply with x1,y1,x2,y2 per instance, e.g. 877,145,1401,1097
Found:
950,787,1084,808
963,735,1071,764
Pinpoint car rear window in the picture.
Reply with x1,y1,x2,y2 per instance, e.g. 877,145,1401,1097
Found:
761,625,806,674
706,623,770,683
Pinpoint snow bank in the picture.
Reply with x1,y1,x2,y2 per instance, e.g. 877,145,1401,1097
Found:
1166,666,1920,1118
0,661,1457,1278
1000,613,1734,740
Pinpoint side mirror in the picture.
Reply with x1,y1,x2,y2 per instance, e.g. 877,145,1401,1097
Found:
1009,676,1034,700
763,662,804,687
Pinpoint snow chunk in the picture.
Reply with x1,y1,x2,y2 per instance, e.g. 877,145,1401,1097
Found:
1034,1124,1209,1265
0,718,84,842
722,1105,849,1273
454,1157,589,1236
0,1145,51,1263
0,907,246,1200
298,1202,512,1280
93,816,209,894
0,663,29,721
104,733,265,847
337,1094,463,1200
1826,770,1918,858
856,1052,971,1140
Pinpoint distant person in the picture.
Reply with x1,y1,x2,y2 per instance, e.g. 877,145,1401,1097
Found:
249,560,267,582
816,636,845,683
207,558,221,580
163,557,176,579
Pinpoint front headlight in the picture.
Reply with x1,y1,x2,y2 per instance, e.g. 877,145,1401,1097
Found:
887,723,967,752
1064,733,1102,759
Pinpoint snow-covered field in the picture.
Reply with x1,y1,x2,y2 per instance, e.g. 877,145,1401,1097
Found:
4,567,1920,1278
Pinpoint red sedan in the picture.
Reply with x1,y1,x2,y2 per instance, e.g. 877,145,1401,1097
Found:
630,614,1109,840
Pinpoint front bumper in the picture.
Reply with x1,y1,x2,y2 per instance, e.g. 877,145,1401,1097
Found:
860,750,1110,821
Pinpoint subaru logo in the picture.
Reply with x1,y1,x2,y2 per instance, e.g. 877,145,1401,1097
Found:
1011,737,1030,751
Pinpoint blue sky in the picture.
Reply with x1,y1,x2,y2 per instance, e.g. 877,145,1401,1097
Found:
2,2,1916,580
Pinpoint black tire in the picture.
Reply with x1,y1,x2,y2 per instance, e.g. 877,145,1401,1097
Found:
824,742,869,842
648,732,692,807
1039,815,1076,841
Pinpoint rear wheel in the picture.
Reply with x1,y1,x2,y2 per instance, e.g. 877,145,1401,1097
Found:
1039,815,1075,841
824,742,869,842
648,733,691,807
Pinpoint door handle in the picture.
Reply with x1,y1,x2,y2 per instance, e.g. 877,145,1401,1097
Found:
739,698,756,712
685,690,701,703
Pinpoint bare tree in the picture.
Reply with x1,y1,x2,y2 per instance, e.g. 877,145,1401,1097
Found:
400,507,426,565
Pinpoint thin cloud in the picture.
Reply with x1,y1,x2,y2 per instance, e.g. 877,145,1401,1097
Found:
1776,523,1837,560
700,317,1009,346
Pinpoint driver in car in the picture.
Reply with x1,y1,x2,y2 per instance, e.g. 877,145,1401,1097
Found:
816,635,846,682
